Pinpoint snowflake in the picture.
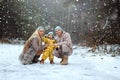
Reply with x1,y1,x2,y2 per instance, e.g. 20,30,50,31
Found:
98,15,101,18
87,12,90,14
97,0,99,3
6,21,8,23
29,17,32,19
104,3,107,6
76,0,79,2
83,3,86,6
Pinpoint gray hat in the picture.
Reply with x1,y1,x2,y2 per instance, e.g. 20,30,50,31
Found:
55,26,63,31
48,32,54,35
37,26,45,31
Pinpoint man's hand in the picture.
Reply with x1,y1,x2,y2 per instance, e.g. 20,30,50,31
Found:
55,46,60,50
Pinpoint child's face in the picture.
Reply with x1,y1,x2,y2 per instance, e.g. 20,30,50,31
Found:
48,34,53,39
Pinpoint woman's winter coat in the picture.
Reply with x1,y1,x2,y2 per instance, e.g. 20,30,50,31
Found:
19,29,43,65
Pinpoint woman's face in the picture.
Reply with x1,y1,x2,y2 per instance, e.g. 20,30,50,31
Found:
55,30,62,37
38,30,45,36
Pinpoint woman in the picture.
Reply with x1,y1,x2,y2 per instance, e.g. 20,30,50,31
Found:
53,26,73,65
19,26,45,65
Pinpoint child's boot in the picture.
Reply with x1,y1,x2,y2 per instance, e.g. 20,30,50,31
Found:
40,59,44,64
50,60,55,64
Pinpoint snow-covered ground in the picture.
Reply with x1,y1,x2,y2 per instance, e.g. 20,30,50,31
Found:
0,43,120,80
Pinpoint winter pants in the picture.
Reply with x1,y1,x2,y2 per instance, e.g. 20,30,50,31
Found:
19,47,36,64
41,48,54,61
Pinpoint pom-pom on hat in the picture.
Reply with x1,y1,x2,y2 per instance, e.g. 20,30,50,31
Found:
55,26,63,31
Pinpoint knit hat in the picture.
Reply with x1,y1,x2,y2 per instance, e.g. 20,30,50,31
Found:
55,26,63,31
48,31,54,35
37,26,45,31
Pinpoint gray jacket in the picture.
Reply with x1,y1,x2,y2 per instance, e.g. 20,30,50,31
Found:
54,31,73,56
19,37,43,64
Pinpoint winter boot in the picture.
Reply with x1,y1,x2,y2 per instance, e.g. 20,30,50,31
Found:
60,55,68,65
40,59,44,64
60,57,63,63
50,60,55,64
32,55,40,63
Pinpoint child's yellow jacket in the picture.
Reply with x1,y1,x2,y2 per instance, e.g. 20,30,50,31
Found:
42,37,57,51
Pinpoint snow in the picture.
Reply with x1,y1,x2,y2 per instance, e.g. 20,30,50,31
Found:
0,43,120,80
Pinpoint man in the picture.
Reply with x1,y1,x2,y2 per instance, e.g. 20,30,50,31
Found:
53,26,73,65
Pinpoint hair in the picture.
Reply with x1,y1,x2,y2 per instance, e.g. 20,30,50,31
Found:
37,26,45,31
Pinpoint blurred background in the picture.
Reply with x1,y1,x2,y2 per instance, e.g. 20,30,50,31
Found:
0,0,120,46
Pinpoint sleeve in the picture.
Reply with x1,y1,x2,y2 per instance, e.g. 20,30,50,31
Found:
42,37,48,43
54,39,59,49
57,33,72,47
31,38,43,52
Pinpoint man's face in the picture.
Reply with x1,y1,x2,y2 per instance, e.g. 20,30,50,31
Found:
55,30,62,36
38,30,45,36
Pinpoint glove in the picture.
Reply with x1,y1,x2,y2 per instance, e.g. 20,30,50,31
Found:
55,46,60,50
56,47,59,50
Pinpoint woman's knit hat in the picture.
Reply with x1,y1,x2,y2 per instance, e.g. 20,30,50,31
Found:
37,26,45,31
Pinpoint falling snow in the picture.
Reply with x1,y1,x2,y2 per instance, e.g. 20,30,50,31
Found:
0,0,120,44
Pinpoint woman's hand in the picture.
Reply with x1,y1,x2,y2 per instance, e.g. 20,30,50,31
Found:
37,50,43,55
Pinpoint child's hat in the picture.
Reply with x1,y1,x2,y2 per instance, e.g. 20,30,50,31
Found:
48,32,54,35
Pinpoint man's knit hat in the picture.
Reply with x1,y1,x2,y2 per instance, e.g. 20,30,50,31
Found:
55,26,63,31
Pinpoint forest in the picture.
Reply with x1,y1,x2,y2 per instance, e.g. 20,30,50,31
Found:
0,0,120,46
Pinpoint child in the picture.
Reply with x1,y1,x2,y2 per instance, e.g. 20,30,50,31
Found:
40,32,58,64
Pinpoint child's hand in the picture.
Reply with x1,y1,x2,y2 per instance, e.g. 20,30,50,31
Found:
54,43,58,46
